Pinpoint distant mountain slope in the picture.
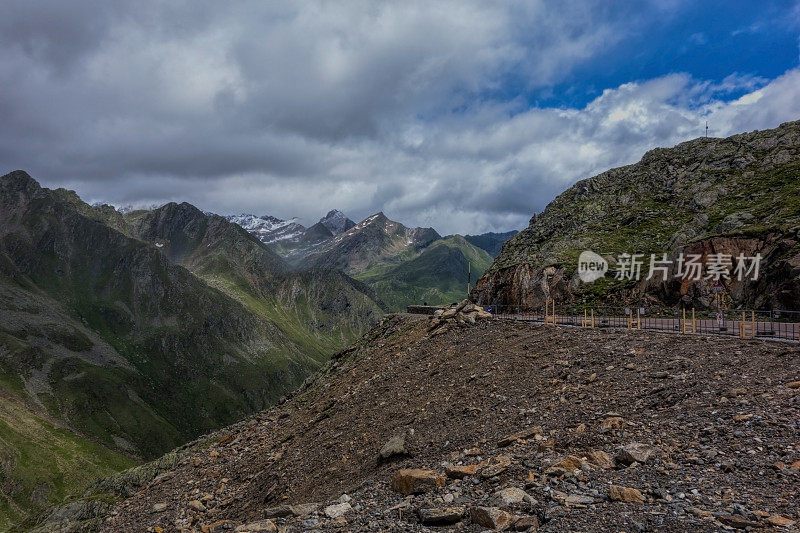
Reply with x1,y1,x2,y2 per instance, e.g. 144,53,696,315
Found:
474,120,800,310
464,230,518,257
0,171,384,527
127,203,386,358
228,210,497,311
358,236,493,310
299,212,441,273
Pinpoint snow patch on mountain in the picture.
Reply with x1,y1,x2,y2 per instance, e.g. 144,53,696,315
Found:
226,214,306,244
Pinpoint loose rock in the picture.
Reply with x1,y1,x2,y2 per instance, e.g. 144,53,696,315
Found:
391,469,446,495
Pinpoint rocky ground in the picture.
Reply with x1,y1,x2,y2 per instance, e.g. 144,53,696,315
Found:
45,315,799,532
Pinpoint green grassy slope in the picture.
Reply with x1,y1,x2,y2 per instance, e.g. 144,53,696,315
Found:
356,236,493,310
0,395,133,531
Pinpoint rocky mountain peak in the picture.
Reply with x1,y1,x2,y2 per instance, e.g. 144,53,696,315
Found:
319,209,355,236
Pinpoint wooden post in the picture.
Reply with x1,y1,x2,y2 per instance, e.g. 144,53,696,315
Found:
682,308,696,334
740,310,756,339
581,309,594,328
627,308,641,330
544,298,557,325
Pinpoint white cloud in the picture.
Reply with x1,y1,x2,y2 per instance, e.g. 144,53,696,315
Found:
1,1,799,235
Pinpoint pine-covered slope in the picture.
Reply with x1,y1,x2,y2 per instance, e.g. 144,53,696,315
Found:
474,120,800,310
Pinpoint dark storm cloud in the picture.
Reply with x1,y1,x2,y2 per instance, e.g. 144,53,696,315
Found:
1,1,800,233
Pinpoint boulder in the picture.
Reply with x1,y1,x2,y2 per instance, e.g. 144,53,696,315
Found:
490,487,532,506
498,426,542,447
379,434,408,460
470,507,515,529
391,469,446,495
545,455,583,476
417,506,464,525
609,485,645,503
323,502,352,519
188,500,206,512
444,464,480,479
581,450,615,469
480,454,512,478
616,443,657,465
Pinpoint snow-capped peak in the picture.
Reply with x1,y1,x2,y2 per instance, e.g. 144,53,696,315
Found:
225,214,306,244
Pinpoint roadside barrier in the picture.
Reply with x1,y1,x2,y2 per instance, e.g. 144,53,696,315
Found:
486,304,799,343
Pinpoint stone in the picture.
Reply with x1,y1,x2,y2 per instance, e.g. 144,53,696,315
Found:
491,487,531,506
188,500,207,512
470,507,515,529
545,455,583,476
417,506,464,525
445,464,480,479
289,503,320,517
498,426,542,447
766,514,796,527
581,450,614,469
790,460,800,471
718,514,759,529
391,469,446,495
608,485,645,503
235,520,278,532
324,502,352,518
152,502,168,513
565,494,595,505
616,443,656,465
786,381,800,389
379,434,408,460
511,516,540,531
262,505,294,518
480,455,512,478
601,416,625,430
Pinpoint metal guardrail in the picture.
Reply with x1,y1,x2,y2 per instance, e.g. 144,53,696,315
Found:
485,304,800,343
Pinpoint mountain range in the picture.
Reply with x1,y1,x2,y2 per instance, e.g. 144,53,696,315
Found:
0,171,385,527
226,211,510,311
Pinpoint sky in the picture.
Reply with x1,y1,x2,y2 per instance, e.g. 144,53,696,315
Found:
1,1,800,235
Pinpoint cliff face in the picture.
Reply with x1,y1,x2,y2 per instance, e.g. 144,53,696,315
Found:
473,120,800,311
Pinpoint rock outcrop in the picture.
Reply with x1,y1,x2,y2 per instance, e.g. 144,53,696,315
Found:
474,120,800,310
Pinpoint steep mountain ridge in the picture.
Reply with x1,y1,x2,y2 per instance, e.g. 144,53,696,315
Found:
474,120,800,310
300,212,442,273
358,235,493,310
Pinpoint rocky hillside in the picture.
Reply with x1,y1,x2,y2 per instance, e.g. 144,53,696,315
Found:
35,315,800,532
0,171,383,528
474,120,800,311
298,212,441,273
